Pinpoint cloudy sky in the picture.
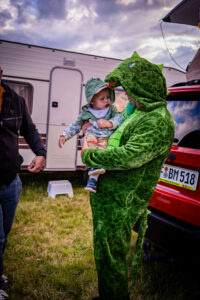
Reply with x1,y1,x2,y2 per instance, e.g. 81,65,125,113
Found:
0,0,199,71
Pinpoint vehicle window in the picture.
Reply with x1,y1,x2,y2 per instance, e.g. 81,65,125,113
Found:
4,81,33,114
167,100,200,149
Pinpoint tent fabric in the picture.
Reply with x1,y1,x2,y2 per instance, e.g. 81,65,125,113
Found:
186,48,200,81
162,0,200,27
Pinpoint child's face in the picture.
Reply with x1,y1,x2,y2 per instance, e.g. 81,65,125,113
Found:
91,88,111,110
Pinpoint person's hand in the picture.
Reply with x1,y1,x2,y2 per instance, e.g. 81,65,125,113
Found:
81,137,89,155
59,136,66,148
27,156,45,173
82,121,92,134
97,119,113,128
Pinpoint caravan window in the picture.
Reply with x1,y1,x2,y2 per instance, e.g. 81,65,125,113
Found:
4,81,33,114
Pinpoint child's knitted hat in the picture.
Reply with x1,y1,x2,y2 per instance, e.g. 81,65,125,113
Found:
85,78,115,104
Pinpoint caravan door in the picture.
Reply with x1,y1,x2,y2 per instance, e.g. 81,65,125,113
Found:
46,67,83,170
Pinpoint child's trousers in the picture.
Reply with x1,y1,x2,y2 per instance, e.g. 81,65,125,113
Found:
85,135,108,149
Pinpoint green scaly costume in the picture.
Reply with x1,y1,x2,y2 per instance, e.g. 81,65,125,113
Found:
82,52,175,300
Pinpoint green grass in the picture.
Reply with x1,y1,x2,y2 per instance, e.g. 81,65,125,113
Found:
4,172,200,300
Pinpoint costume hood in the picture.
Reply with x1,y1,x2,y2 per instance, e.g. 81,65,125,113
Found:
85,78,115,105
105,52,167,111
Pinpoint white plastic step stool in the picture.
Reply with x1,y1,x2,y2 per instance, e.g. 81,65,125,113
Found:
47,180,74,198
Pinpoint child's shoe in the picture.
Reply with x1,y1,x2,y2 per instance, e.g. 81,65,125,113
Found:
85,177,97,193
88,168,105,176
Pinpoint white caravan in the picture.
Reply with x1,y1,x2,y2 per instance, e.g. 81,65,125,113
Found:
0,40,186,171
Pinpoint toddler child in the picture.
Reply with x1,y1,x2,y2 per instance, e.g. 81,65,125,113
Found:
59,77,124,192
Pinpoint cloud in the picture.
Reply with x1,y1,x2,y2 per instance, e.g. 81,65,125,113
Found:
36,0,66,19
9,0,33,23
0,0,199,72
0,9,12,27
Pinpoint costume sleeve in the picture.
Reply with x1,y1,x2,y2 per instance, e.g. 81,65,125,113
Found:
82,113,170,170
62,122,81,140
20,97,46,157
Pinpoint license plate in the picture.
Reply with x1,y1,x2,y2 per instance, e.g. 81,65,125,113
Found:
160,164,199,191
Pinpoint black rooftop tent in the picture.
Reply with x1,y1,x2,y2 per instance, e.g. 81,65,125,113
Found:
162,0,200,81
162,0,200,27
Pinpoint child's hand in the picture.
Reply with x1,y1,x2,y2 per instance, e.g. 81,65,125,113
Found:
82,121,92,134
97,119,113,128
82,137,89,150
81,137,89,155
59,136,66,148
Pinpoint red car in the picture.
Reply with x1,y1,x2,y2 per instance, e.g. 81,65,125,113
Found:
146,81,200,259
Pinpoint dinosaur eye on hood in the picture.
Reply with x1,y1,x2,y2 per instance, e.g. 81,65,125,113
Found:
129,62,136,68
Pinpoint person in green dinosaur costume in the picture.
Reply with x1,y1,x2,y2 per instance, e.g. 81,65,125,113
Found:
82,52,175,300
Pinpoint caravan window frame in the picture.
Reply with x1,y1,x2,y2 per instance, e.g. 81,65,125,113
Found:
3,80,33,114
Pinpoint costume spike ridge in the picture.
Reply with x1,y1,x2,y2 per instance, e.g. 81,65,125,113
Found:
128,51,141,69
131,51,140,59
130,51,163,73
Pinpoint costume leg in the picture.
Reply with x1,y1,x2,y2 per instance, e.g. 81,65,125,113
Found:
91,193,131,300
131,209,149,287
0,175,22,280
90,176,149,300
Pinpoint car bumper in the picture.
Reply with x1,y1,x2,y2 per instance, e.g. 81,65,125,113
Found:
145,207,200,258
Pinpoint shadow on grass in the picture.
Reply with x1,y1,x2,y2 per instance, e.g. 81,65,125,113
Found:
20,170,85,188
132,245,200,300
